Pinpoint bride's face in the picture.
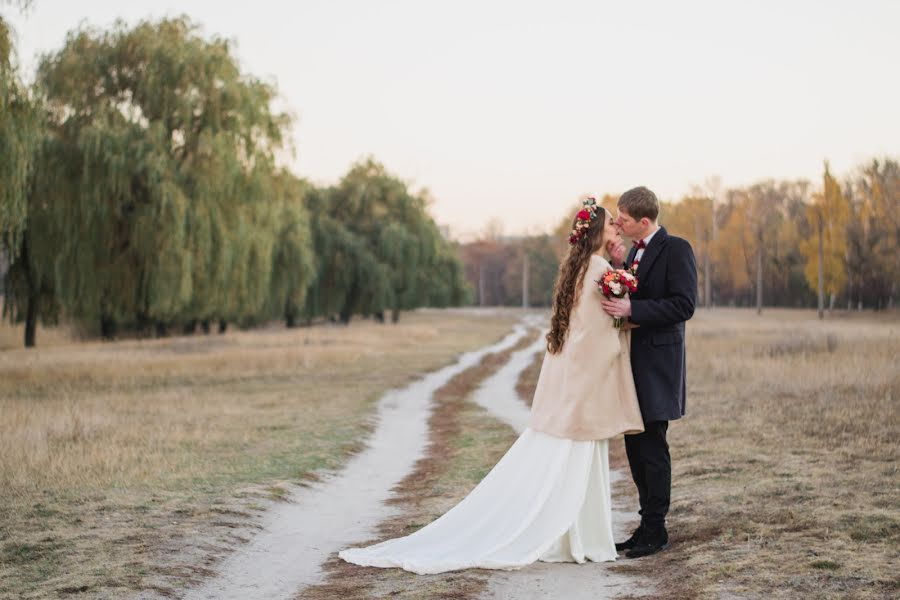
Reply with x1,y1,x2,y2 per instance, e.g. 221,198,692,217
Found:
602,214,621,247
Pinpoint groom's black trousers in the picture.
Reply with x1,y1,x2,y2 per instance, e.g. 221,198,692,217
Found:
624,420,670,531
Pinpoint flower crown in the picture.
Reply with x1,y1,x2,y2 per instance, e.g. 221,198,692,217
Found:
567,196,600,245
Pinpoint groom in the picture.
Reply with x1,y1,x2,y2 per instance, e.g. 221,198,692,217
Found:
601,186,697,558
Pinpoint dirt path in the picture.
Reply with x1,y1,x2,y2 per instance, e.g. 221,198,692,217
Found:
183,324,530,600
470,314,546,432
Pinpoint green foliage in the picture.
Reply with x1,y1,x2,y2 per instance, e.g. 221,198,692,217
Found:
27,16,306,333
264,171,316,326
303,159,466,323
0,15,41,260
0,18,442,347
1,12,60,346
0,15,466,346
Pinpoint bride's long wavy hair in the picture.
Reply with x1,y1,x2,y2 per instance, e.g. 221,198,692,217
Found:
546,206,610,354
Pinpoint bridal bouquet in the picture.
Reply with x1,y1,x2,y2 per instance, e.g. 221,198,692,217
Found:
597,269,638,328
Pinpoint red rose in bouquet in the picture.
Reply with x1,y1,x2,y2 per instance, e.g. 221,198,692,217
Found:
597,269,638,328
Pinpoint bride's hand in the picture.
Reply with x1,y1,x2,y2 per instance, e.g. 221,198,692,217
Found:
606,239,626,266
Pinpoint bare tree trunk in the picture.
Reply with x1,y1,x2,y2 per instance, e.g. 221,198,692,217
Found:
100,315,117,340
21,238,37,348
857,269,863,310
707,177,720,308
694,220,711,308
817,219,825,319
756,243,763,315
847,275,852,310
522,254,529,309
478,263,485,307
703,251,711,309
24,292,36,348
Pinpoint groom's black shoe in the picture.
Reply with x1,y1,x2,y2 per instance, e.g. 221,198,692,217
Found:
615,525,644,552
625,528,668,559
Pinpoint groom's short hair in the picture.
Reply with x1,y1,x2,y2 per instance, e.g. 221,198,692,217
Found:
618,187,659,222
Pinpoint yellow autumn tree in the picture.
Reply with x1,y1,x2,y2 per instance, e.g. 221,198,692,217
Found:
664,196,714,306
713,195,753,303
800,161,849,317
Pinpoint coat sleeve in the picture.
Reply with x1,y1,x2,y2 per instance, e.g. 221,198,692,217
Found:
630,238,697,327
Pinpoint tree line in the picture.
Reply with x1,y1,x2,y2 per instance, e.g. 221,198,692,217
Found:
661,162,897,315
0,15,468,347
459,159,898,315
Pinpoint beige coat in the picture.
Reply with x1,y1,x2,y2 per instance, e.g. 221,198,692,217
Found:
529,254,645,441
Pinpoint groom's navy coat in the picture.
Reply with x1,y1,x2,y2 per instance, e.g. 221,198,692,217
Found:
626,226,697,423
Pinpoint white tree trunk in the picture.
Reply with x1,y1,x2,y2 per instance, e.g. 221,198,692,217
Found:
817,219,825,319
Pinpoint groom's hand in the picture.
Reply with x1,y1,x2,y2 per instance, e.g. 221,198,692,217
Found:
601,297,631,318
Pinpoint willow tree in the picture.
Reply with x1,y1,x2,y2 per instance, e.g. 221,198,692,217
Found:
35,16,292,336
331,158,466,322
0,10,61,347
0,15,37,257
302,185,390,325
262,171,316,328
429,247,471,307
0,141,62,347
301,158,466,324
331,159,407,321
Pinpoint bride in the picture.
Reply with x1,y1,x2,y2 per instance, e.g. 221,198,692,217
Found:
338,197,644,574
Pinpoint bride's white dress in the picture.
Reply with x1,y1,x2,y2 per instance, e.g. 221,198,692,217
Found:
339,255,642,575
337,427,616,574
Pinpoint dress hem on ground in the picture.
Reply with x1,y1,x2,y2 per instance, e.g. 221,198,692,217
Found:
338,427,617,575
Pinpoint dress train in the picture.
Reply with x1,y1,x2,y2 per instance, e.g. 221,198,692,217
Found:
337,427,616,574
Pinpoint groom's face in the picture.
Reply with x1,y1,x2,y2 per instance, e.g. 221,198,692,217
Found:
615,207,642,238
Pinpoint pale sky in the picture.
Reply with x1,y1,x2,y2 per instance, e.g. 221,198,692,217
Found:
5,1,899,239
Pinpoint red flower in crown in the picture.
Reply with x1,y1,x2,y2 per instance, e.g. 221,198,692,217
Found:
567,197,600,246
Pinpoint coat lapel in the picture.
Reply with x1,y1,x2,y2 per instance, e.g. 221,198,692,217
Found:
626,245,638,267
636,226,667,283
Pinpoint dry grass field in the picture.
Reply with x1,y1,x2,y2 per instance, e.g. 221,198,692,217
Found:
518,308,899,599
0,309,518,599
2,307,897,599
